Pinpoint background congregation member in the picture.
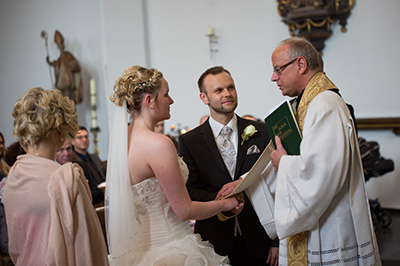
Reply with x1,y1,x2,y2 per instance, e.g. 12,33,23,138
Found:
242,114,258,122
154,120,165,134
4,142,25,168
199,114,209,125
55,139,104,205
106,65,242,265
0,132,9,179
72,126,106,186
154,120,178,149
3,87,108,265
267,37,380,265
178,66,279,266
0,132,11,265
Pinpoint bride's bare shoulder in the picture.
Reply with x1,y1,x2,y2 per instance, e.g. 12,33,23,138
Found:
149,132,176,150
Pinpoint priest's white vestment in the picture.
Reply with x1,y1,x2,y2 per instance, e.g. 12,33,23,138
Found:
247,91,381,265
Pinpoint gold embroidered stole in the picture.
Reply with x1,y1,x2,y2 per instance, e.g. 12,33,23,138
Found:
295,72,338,131
287,72,337,266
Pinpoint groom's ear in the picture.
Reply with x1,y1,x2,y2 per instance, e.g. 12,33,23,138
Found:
200,92,209,105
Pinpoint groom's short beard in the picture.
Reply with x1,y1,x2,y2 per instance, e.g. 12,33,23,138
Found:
210,101,237,114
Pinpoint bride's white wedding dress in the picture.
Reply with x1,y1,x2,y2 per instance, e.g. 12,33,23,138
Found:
122,158,229,266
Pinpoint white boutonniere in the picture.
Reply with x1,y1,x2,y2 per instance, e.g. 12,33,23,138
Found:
241,125,258,145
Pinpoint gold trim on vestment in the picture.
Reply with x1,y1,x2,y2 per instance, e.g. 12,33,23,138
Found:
296,72,338,131
287,231,308,266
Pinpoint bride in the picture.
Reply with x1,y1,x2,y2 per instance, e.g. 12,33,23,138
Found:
106,65,243,265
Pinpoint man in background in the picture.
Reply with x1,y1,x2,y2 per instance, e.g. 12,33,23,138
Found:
72,126,106,186
199,114,209,125
155,121,178,149
154,121,165,134
55,139,104,205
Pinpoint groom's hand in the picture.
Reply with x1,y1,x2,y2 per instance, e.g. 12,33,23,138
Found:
217,192,245,222
231,192,244,215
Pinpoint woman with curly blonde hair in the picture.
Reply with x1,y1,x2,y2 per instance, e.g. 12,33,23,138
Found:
106,65,243,265
3,87,109,266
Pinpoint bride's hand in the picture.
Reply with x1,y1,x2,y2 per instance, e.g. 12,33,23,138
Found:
216,179,242,200
222,197,238,211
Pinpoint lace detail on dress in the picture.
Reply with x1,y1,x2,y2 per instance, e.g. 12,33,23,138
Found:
131,177,158,225
178,156,189,183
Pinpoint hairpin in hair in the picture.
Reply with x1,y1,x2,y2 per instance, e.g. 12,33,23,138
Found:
138,71,158,87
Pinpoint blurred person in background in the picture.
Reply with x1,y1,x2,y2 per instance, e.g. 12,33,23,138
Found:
0,132,9,178
55,139,104,205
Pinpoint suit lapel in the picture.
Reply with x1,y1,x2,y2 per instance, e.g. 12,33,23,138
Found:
235,116,250,179
200,122,232,179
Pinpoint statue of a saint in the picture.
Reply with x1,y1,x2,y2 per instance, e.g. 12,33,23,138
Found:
46,30,83,104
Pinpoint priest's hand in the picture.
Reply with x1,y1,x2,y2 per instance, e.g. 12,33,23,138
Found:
270,136,287,170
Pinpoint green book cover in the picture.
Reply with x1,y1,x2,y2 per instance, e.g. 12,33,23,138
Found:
264,101,302,155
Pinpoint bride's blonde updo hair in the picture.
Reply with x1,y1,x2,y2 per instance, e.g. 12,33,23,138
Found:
12,87,79,150
110,65,163,115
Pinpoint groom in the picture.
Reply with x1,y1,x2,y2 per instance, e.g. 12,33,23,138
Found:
178,66,278,266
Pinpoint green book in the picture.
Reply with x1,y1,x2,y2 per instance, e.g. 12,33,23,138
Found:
264,101,302,155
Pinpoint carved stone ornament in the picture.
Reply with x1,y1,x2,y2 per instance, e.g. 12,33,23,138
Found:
277,0,355,53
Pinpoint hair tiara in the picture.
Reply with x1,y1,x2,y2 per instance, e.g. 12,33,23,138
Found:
137,70,158,87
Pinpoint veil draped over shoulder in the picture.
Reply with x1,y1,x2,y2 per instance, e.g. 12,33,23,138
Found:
105,101,138,265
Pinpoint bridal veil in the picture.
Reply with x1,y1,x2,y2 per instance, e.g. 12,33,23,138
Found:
105,101,138,265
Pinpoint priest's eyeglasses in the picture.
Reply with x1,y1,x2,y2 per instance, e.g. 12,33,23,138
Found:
273,58,298,76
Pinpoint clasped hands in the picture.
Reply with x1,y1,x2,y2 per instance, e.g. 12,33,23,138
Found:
215,179,244,221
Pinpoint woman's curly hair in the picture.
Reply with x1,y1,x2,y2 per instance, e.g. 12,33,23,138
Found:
12,87,79,150
110,65,163,115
